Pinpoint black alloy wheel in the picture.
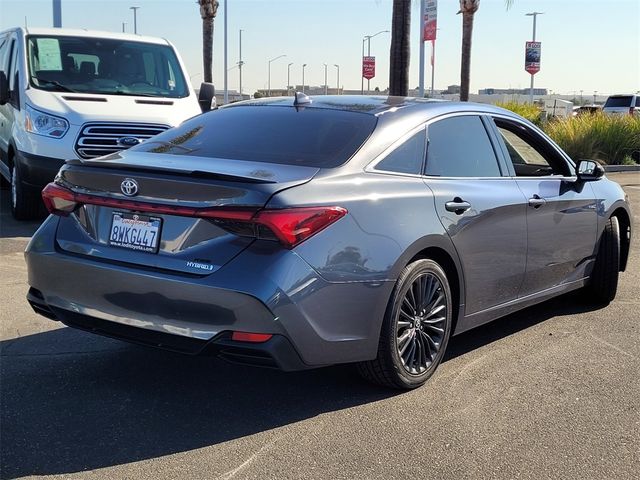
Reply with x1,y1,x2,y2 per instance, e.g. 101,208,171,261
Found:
358,258,453,390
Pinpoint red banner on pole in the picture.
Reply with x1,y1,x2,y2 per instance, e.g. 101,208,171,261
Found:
423,0,438,41
362,56,375,80
525,41,541,75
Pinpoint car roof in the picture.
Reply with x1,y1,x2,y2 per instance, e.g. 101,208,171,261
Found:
226,95,519,122
2,27,170,46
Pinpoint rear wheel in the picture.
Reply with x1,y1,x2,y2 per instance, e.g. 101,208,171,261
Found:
10,161,41,220
586,216,620,304
358,259,453,390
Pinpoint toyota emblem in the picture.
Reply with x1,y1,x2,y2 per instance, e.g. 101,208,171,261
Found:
120,178,139,197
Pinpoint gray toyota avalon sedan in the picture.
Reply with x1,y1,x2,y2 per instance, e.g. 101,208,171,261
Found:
25,95,632,389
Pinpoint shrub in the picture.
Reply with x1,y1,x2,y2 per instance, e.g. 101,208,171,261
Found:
495,101,543,127
544,113,640,165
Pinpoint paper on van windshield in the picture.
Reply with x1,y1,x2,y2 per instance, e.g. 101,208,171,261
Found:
37,38,62,71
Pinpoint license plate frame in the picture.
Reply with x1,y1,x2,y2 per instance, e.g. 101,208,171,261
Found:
108,212,162,253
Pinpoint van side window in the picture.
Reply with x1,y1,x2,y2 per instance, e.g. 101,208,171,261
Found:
8,39,19,107
0,35,9,73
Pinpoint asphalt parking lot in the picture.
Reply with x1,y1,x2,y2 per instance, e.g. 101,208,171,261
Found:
1,172,639,480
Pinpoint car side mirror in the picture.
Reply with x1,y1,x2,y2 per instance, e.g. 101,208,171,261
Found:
198,82,215,112
0,71,9,106
576,160,605,181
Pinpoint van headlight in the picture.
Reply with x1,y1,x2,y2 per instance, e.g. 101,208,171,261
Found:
25,105,69,138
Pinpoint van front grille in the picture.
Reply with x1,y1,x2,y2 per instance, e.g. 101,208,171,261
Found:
74,122,170,159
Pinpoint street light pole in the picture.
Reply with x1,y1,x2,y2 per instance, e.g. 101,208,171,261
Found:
526,11,543,103
302,64,307,93
122,22,127,33
334,64,340,94
287,63,293,94
223,0,228,104
361,30,389,95
593,91,598,105
268,54,286,97
238,29,243,98
130,6,140,34
324,64,328,95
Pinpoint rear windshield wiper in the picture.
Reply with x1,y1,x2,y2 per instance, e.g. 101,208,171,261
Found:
31,76,77,93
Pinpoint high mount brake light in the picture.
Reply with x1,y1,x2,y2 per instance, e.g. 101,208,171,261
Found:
41,183,347,248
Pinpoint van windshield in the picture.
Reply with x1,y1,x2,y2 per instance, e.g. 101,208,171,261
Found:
27,35,189,98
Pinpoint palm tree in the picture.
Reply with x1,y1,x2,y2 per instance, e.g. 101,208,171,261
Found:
459,0,513,101
389,0,411,96
198,0,219,84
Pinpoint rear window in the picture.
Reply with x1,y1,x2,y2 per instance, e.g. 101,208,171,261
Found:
604,96,633,108
135,106,377,168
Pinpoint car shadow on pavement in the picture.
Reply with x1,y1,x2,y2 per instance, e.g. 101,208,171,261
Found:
0,290,603,479
0,190,45,241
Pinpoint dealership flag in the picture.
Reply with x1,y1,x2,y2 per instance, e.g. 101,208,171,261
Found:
362,56,375,80
423,0,438,41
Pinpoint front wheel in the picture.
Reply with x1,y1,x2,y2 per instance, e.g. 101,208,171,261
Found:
586,216,620,304
10,163,42,220
358,259,453,390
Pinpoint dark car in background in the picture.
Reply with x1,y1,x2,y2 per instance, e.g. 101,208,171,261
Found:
25,96,632,389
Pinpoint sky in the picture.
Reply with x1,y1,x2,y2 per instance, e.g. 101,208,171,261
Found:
1,0,639,97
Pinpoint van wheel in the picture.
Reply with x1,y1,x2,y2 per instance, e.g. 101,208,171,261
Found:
10,163,41,220
357,259,453,390
586,216,620,304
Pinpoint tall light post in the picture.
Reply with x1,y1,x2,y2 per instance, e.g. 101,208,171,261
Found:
593,90,598,105
361,30,389,95
526,11,543,103
268,54,286,97
334,64,340,94
122,22,127,33
130,6,140,34
223,0,228,104
580,89,584,105
53,0,62,27
323,63,328,95
238,29,244,98
302,64,307,93
287,62,294,94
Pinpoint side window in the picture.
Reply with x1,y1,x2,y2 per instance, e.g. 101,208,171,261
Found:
494,121,567,177
635,97,640,107
425,116,501,177
375,129,426,175
8,39,20,107
0,35,9,73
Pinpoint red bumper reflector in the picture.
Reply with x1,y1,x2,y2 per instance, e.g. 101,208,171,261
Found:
231,332,273,343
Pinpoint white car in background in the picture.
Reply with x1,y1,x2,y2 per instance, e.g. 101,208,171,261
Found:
602,94,640,116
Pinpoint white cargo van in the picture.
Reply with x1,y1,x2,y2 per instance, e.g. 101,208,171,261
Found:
0,28,213,219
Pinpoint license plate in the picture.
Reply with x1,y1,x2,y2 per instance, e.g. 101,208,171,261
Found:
109,212,162,253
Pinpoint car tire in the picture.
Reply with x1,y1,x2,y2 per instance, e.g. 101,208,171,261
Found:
357,259,453,390
10,162,41,221
585,216,620,304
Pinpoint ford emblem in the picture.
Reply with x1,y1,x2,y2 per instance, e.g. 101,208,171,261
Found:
120,178,139,197
118,136,141,147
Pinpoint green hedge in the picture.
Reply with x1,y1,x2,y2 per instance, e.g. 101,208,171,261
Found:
495,102,640,165
545,113,640,165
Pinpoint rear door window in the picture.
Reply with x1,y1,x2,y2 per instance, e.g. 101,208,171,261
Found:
425,116,501,177
134,106,378,168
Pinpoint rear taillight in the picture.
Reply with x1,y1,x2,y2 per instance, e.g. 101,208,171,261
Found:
41,182,346,248
42,183,78,216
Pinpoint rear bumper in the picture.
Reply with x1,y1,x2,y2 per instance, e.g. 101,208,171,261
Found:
25,216,394,368
27,287,306,371
16,150,66,189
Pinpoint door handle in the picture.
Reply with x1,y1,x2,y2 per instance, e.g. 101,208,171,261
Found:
445,197,471,215
528,194,546,208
